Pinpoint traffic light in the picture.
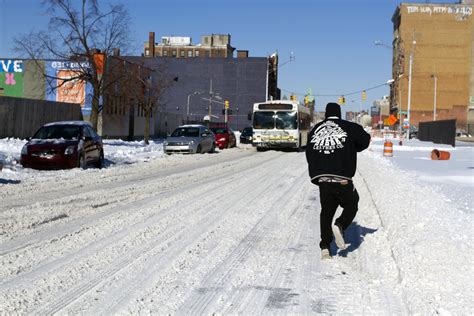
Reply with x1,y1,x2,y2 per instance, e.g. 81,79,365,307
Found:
362,90,367,101
338,96,345,105
225,100,229,109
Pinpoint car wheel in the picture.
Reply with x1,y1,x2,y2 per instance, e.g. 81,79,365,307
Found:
210,142,216,153
78,152,86,169
196,145,202,154
94,150,104,168
226,141,230,149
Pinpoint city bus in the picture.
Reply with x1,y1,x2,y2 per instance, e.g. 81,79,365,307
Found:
251,100,311,151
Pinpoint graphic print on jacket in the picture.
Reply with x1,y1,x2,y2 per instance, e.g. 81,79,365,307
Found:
311,120,347,154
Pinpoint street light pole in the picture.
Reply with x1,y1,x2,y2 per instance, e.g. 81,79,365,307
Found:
431,74,437,121
406,33,416,140
187,91,201,123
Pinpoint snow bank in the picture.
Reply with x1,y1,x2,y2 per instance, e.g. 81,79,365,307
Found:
356,138,473,314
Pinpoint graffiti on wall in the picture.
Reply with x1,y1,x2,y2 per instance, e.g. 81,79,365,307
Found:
46,61,93,116
0,60,24,97
407,5,473,17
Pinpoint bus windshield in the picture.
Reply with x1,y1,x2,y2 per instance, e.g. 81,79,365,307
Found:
275,111,297,129
253,112,274,129
253,111,297,130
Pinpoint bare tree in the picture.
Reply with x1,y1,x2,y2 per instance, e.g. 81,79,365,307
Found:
14,0,131,131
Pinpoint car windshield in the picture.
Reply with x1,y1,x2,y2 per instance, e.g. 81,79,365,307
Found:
171,127,200,137
211,128,227,134
33,125,81,140
242,127,252,135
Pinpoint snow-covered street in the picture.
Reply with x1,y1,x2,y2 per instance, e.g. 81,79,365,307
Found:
0,139,473,314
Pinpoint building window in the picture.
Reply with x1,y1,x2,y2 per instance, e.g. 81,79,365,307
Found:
172,50,177,57
205,50,210,58
195,50,200,57
156,51,161,57
145,49,149,56
163,50,168,57
188,50,193,57
180,50,185,58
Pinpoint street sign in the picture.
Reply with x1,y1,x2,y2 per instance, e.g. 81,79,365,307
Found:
388,114,398,126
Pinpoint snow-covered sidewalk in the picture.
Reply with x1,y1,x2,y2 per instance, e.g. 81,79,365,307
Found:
355,138,473,314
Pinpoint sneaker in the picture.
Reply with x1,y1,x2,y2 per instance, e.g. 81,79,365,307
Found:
321,248,331,260
332,224,347,250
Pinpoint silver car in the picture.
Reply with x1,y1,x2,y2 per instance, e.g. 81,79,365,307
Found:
164,125,216,154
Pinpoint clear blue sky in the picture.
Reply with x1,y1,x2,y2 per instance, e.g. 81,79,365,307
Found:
0,0,460,113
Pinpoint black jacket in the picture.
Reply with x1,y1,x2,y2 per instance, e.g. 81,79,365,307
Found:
305,115,370,185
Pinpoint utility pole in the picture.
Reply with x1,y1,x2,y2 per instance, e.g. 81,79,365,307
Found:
432,74,437,121
208,79,213,123
406,30,416,140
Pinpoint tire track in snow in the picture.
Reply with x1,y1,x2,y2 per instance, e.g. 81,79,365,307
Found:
177,167,310,314
0,150,255,212
1,152,278,257
12,151,286,314
220,180,315,314
78,151,293,314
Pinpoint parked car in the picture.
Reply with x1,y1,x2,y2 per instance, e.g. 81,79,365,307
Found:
210,127,236,149
164,124,215,154
456,129,472,138
400,125,418,139
20,121,104,170
240,127,253,144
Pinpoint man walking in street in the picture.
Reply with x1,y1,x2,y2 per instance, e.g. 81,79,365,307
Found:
305,102,371,259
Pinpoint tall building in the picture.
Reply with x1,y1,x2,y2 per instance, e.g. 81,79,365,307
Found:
144,32,235,58
391,1,474,133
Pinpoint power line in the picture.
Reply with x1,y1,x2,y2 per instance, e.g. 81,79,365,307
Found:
281,82,389,97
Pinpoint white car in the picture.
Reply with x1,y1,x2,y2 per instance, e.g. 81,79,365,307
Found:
456,129,471,138
164,125,216,154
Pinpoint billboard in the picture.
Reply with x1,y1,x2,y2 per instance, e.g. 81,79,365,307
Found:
46,61,93,116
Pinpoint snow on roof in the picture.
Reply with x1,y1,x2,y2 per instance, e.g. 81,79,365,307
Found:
44,121,92,127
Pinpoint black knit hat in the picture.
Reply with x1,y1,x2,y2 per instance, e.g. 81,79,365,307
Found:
325,102,342,119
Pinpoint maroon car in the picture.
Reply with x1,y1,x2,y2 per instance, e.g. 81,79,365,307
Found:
210,127,237,149
21,121,104,170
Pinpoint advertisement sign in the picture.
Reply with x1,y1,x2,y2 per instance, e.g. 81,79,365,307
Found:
46,61,92,116
56,70,86,105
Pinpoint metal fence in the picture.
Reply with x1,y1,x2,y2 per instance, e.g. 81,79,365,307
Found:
418,119,456,147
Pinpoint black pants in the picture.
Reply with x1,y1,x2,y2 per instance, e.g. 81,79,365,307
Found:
318,182,359,249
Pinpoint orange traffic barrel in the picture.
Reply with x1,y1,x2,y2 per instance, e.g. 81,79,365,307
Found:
431,149,450,160
383,140,393,157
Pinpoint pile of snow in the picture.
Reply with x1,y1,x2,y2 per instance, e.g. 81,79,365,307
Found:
0,138,167,183
358,138,473,314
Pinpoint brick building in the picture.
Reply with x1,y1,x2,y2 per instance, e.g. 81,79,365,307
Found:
144,32,235,59
391,1,474,133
